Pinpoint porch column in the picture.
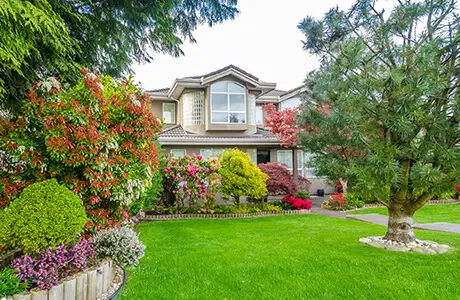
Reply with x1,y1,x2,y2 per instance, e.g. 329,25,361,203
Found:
292,147,298,184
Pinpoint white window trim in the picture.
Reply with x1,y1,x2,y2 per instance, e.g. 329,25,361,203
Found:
170,149,186,158
210,81,246,124
162,102,176,124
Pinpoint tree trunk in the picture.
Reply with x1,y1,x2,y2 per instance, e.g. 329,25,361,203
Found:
385,203,415,243
235,196,240,209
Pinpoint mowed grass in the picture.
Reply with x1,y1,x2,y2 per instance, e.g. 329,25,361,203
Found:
350,204,460,224
119,215,460,300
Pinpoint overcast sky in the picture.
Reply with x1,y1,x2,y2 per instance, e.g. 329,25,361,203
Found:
132,0,396,92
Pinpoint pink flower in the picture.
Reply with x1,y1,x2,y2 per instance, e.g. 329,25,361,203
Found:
166,157,170,162
197,154,203,160
205,168,210,172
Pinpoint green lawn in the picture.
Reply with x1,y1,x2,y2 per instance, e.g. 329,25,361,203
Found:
119,215,460,299
350,204,460,224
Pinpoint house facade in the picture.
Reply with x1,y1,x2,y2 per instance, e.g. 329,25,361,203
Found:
148,65,334,194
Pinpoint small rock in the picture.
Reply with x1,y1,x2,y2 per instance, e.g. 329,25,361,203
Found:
366,241,386,249
434,247,450,254
424,240,438,245
411,247,436,254
437,244,451,250
359,238,372,244
385,245,410,252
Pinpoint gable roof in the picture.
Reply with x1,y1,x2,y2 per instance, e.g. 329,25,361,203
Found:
182,64,259,81
148,65,276,100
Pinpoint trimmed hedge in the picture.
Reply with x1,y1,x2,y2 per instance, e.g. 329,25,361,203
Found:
1,179,87,253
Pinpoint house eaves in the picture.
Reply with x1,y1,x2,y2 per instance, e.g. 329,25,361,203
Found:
158,137,281,146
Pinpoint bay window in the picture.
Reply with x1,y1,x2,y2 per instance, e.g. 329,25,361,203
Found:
211,81,246,124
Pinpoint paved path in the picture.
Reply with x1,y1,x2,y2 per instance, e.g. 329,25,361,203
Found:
309,196,347,219
346,214,460,234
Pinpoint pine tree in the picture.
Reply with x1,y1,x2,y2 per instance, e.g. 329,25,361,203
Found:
298,0,460,242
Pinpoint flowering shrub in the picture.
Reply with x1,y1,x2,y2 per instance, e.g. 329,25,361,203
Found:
203,157,222,212
162,154,221,208
327,193,348,209
0,70,161,229
91,226,145,267
12,240,95,290
281,195,312,210
1,179,87,253
0,268,28,297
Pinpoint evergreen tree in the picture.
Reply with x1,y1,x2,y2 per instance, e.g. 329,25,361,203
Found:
0,0,238,112
298,0,460,242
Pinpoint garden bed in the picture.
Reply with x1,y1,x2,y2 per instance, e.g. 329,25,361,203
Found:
141,209,311,221
1,260,118,300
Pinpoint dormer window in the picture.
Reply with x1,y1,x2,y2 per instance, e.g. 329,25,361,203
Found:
211,81,246,124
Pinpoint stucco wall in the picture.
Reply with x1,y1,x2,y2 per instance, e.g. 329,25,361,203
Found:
163,145,335,195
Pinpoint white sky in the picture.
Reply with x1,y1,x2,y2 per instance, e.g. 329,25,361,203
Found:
132,0,396,92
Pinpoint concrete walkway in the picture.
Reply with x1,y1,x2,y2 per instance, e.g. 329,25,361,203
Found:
347,214,460,234
309,196,347,219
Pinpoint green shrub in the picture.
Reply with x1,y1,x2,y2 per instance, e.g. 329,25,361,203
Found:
0,268,28,297
2,179,87,253
263,203,282,212
295,190,310,200
219,149,268,207
91,226,145,267
215,205,234,214
143,170,163,209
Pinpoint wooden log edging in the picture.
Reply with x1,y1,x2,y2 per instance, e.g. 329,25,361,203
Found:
2,260,114,300
141,209,311,221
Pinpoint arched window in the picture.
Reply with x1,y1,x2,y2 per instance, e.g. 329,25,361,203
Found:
210,81,246,124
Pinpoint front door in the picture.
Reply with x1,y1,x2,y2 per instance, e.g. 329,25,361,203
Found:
257,149,270,164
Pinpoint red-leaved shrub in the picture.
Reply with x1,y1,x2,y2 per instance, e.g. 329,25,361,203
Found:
258,162,311,195
455,184,460,193
281,195,312,210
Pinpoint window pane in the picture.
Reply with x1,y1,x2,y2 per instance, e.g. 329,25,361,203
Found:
229,94,245,111
212,112,228,123
228,82,245,93
171,149,186,158
256,106,264,125
211,81,227,93
211,94,228,111
200,149,212,160
163,103,175,124
229,113,245,124
277,150,292,169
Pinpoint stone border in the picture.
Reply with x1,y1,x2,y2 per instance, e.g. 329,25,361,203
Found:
2,260,114,300
107,265,126,300
359,236,453,254
141,209,311,221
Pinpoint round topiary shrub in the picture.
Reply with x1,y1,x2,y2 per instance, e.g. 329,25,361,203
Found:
91,226,145,267
2,179,87,253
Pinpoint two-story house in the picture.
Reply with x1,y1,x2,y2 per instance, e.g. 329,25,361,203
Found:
148,65,334,194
